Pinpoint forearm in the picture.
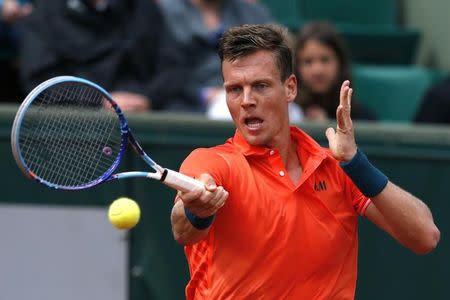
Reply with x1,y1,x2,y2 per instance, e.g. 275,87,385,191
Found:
341,149,440,254
171,200,210,245
368,182,440,254
329,82,440,254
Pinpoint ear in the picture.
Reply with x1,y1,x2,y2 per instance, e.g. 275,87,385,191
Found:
284,74,297,103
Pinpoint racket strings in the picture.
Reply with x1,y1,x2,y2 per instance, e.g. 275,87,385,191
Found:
19,82,123,187
26,87,119,186
21,87,90,185
56,85,114,185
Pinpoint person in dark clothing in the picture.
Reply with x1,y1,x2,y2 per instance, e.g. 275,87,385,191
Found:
294,21,376,122
0,0,33,103
156,0,273,112
414,77,450,124
20,0,174,111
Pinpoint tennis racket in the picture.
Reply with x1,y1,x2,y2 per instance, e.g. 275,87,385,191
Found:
11,76,204,192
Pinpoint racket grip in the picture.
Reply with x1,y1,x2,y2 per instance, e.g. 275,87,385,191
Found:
162,169,205,192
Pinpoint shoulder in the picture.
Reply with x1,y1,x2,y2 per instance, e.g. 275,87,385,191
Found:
186,142,242,167
180,142,239,184
183,145,232,165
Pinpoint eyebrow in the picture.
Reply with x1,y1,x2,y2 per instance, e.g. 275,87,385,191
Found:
224,77,274,88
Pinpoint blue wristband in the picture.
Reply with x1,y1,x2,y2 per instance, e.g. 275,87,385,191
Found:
340,149,388,198
184,207,215,230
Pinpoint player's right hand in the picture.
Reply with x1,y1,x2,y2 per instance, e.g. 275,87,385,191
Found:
177,173,228,218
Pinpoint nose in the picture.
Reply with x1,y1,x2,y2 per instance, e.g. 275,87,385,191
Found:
310,60,325,75
241,86,256,108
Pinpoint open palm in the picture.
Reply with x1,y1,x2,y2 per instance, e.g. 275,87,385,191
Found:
325,80,357,162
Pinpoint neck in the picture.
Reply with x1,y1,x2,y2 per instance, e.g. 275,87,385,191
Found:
267,126,292,163
273,127,302,185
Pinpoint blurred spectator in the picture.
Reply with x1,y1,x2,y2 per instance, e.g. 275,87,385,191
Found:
0,0,32,102
1,0,32,23
294,21,376,122
414,77,450,124
156,0,302,121
20,0,172,112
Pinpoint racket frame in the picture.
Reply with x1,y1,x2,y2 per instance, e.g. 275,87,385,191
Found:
11,76,204,192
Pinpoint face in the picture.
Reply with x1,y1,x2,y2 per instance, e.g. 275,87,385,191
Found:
296,39,339,94
223,50,297,148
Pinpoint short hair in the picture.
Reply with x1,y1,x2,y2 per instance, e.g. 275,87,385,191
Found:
218,24,293,81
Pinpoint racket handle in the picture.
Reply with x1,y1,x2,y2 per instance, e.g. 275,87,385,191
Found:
162,169,205,193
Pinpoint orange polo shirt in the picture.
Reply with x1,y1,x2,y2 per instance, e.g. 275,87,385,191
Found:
179,127,371,300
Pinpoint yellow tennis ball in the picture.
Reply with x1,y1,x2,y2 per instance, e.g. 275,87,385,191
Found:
108,197,141,230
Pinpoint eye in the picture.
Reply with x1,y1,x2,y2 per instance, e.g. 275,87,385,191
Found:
321,56,331,64
254,83,268,91
226,85,242,95
301,58,312,66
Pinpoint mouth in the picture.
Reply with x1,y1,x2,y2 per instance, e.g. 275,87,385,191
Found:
244,117,264,131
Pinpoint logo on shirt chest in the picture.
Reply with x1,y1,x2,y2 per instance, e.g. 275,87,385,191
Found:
314,180,327,191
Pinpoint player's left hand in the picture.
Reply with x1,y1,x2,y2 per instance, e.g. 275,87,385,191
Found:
325,80,357,162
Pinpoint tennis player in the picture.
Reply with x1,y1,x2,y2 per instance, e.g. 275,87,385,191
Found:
170,24,440,299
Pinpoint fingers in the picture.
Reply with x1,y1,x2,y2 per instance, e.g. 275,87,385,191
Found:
177,188,203,205
339,80,352,109
178,173,216,204
178,173,228,218
337,81,353,131
336,105,346,130
325,126,336,147
198,173,217,192
325,127,335,141
181,186,228,218
188,186,228,217
339,80,349,106
347,87,353,107
209,186,228,209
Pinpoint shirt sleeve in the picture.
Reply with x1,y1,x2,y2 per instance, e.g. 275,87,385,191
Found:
345,175,372,216
179,148,231,188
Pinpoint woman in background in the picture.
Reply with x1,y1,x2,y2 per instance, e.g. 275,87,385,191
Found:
294,21,375,121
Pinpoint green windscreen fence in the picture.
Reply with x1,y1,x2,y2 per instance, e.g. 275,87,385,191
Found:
1,105,449,299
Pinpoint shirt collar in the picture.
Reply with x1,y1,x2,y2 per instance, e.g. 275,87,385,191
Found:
230,126,329,159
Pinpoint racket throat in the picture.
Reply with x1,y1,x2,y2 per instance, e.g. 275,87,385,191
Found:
160,169,169,182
